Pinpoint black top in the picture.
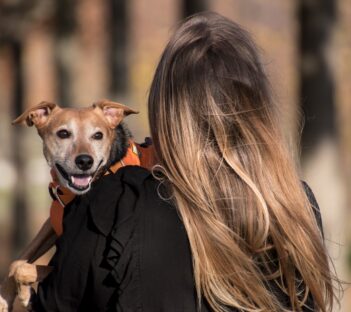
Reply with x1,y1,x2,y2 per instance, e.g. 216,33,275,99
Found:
34,166,322,312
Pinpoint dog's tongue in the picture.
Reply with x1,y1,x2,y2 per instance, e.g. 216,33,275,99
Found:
71,176,92,187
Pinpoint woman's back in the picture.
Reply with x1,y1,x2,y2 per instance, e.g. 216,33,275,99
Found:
35,166,322,312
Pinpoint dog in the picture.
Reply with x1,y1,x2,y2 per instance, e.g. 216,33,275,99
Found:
0,99,154,311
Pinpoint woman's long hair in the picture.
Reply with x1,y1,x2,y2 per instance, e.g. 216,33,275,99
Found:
148,12,336,311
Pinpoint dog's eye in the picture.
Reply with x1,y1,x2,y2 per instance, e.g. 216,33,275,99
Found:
56,129,71,139
92,132,103,140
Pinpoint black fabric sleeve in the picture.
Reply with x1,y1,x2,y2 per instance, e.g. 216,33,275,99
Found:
33,197,97,312
138,178,204,311
301,181,325,311
302,181,324,238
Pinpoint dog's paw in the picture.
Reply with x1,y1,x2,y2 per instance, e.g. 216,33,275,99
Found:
13,264,38,309
13,263,37,286
16,285,33,309
8,260,27,278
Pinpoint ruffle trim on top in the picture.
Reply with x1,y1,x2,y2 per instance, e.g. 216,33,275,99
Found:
100,166,151,309
104,211,137,287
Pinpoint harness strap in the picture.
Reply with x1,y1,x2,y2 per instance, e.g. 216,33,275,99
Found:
48,184,66,208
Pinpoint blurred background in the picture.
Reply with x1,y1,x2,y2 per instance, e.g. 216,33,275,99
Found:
0,0,350,310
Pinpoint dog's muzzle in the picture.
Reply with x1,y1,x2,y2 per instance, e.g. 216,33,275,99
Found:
55,160,103,193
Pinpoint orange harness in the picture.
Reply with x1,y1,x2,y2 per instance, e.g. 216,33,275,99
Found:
49,140,155,236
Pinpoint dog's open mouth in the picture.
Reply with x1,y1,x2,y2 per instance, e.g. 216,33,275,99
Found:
70,175,92,190
55,163,93,191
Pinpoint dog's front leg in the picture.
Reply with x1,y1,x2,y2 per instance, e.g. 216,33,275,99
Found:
0,218,57,311
18,217,57,263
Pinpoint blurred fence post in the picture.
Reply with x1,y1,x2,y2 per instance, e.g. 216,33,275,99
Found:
298,0,337,150
11,40,29,256
182,0,208,17
109,0,128,98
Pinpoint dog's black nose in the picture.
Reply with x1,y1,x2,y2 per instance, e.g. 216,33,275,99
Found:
75,154,94,171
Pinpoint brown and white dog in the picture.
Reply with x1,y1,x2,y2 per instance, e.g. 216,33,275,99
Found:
0,99,141,312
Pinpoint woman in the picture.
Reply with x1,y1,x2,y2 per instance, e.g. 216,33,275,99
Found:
34,12,336,312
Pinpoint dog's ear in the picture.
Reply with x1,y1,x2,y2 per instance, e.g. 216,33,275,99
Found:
12,101,58,128
93,99,139,129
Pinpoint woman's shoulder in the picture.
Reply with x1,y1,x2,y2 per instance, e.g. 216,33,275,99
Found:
90,165,176,229
87,165,159,236
118,166,182,231
113,165,170,200
92,165,184,249
124,169,198,310
301,180,318,207
104,166,198,311
115,165,175,210
115,165,153,186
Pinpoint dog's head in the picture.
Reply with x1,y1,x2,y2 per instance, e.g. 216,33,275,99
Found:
12,99,138,194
